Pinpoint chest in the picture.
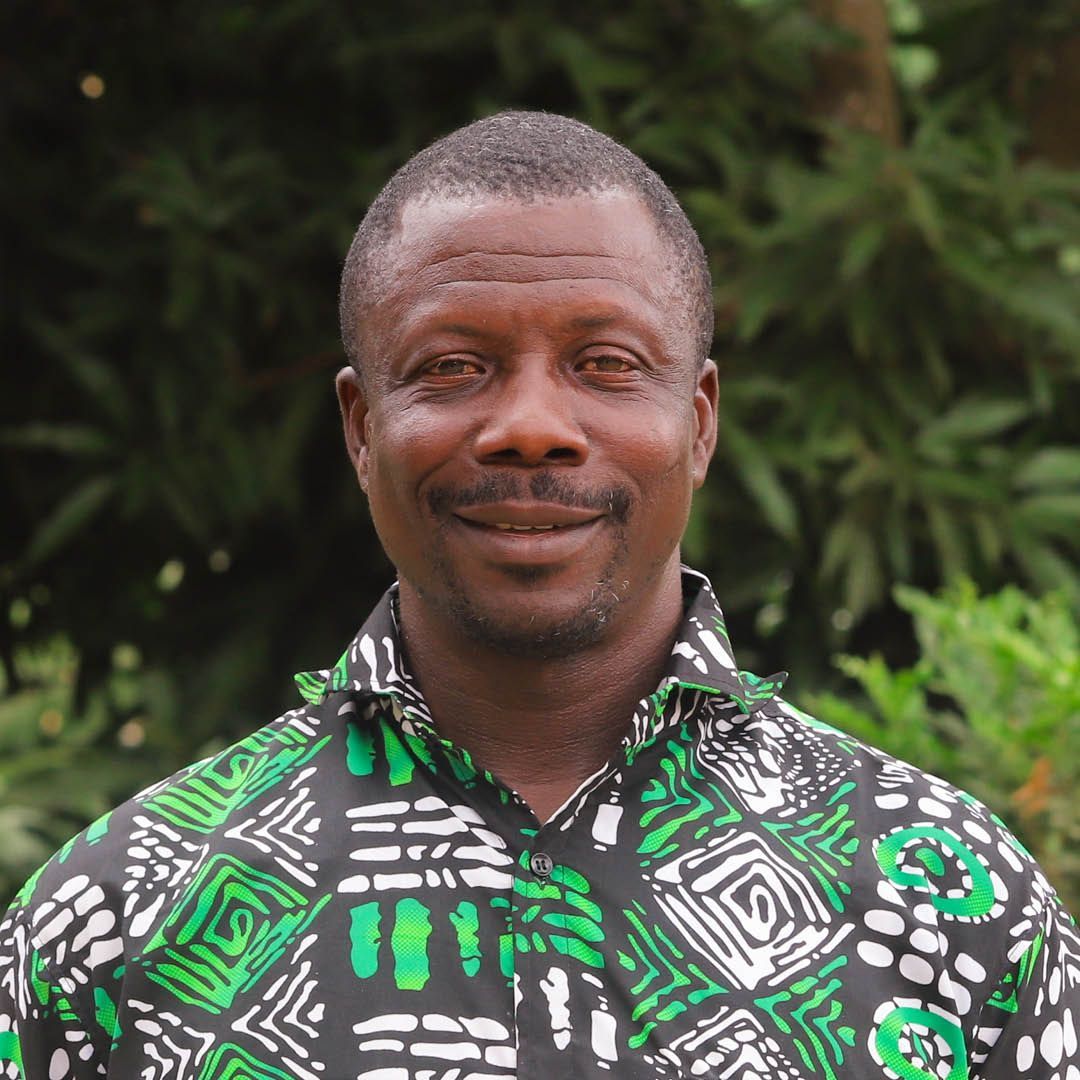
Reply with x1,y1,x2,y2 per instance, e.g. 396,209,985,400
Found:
103,714,982,1080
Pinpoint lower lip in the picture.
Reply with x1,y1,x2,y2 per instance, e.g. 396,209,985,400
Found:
451,517,605,565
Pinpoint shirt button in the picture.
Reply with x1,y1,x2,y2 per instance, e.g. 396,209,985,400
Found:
530,852,554,878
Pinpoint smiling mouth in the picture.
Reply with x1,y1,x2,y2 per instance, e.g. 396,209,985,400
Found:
456,519,591,533
447,505,608,569
453,502,604,529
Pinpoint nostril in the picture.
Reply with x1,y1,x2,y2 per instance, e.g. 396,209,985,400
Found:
481,444,583,465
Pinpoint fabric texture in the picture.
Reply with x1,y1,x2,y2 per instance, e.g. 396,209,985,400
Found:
1,567,1076,1080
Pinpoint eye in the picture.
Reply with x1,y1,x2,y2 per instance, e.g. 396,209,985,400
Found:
423,357,483,378
578,354,635,375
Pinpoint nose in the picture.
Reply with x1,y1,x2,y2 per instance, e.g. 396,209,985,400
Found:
472,364,588,467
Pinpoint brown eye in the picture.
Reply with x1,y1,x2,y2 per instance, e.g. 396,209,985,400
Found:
581,355,633,373
426,358,481,377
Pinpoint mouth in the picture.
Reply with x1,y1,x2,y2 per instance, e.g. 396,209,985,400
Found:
449,503,606,564
454,502,604,530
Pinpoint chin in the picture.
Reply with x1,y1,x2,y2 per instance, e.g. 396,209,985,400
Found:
407,531,641,657
429,569,627,659
451,601,620,660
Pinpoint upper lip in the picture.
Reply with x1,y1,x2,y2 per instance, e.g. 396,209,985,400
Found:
453,502,603,528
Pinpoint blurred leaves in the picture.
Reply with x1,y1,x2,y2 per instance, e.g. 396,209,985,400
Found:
0,637,185,900
804,581,1080,911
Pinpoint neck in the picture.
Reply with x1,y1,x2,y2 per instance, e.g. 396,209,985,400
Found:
397,562,684,823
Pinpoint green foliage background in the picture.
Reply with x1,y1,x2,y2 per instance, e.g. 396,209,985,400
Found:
2,0,1078,907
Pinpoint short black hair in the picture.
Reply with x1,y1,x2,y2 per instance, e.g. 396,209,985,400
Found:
339,111,713,375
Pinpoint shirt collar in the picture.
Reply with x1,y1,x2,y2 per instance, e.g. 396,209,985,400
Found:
664,566,787,713
295,566,786,722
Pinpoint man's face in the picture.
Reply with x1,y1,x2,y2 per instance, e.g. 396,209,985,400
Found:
337,191,717,657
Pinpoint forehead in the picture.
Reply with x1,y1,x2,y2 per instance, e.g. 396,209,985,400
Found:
391,190,664,268
368,192,679,333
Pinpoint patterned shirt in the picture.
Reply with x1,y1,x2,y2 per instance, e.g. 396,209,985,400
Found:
1,568,1077,1080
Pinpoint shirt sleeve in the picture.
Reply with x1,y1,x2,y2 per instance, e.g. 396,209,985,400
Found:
971,889,1080,1078
0,885,106,1080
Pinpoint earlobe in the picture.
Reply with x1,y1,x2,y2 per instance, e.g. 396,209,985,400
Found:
692,359,719,489
335,366,371,492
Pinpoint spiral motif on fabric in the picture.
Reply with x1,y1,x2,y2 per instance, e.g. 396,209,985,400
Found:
875,826,995,917
874,1005,967,1080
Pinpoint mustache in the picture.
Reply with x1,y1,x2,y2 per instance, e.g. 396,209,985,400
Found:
427,471,633,525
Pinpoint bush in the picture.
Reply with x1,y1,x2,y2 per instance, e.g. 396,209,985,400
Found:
0,636,192,902
803,580,1079,912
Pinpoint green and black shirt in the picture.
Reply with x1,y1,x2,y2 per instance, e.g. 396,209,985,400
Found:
1,568,1077,1079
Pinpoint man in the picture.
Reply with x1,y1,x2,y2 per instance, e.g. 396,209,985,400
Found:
1,112,1076,1080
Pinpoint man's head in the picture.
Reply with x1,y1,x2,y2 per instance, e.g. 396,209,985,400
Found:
340,111,714,376
336,112,718,659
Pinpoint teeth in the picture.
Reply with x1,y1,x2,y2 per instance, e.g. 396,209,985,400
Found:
493,523,557,531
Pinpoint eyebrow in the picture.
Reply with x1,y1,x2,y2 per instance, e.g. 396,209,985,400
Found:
425,322,490,338
418,313,626,338
566,313,620,330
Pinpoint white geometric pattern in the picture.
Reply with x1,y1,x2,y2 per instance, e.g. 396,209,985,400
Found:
652,831,853,990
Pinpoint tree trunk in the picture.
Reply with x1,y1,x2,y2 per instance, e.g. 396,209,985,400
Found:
813,0,902,146
1013,35,1080,166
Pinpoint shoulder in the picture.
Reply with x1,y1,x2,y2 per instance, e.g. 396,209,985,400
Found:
726,693,1079,1061
754,692,1063,912
0,699,344,1073
2,699,340,971
748,694,1077,1001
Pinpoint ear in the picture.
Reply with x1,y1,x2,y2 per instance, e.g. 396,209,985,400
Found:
335,366,372,493
691,359,719,489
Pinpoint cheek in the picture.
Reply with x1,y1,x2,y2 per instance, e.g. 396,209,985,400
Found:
607,413,695,487
597,425,694,565
363,436,420,536
367,405,463,499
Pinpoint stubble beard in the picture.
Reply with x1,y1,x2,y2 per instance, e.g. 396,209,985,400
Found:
420,530,632,660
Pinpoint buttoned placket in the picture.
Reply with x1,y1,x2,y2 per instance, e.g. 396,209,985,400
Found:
385,684,694,1079
305,579,763,1075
